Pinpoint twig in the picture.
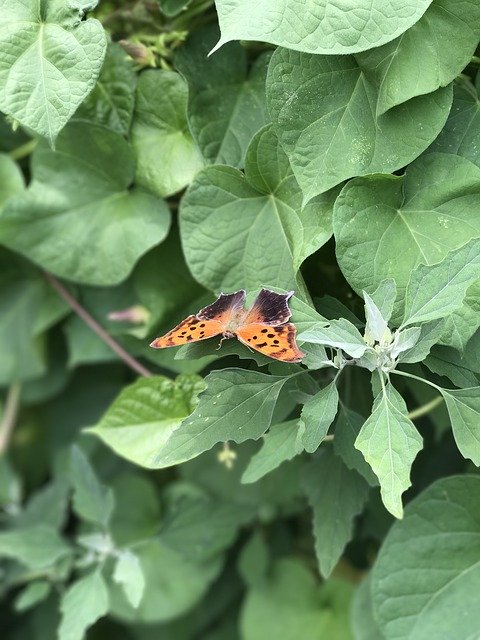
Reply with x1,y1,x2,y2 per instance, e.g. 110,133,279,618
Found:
407,396,443,421
44,272,152,378
0,382,21,454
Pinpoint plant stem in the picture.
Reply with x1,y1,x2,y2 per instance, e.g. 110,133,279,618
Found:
407,396,444,421
0,382,21,454
390,368,442,392
9,138,38,161
44,272,152,378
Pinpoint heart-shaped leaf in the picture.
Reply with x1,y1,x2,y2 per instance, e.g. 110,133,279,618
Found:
334,153,480,317
0,0,107,143
213,0,433,55
267,49,452,201
180,125,333,295
0,122,171,285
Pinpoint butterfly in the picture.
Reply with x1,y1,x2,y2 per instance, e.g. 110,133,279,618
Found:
150,288,305,363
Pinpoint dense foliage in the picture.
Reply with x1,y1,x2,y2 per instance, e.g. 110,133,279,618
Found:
1,1,480,638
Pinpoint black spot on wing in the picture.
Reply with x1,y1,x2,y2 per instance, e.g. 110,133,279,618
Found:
197,290,246,320
256,342,268,348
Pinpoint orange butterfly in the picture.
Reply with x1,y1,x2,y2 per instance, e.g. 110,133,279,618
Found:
150,289,304,363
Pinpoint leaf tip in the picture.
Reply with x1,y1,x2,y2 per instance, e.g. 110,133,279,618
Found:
208,38,227,57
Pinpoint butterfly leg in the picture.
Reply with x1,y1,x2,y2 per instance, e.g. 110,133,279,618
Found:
216,332,234,350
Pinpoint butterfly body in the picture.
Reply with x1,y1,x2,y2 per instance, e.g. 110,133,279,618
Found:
150,289,304,363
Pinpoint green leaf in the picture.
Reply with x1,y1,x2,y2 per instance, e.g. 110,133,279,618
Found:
299,382,339,453
181,440,304,512
15,480,69,530
402,239,480,327
317,296,363,327
299,318,369,359
301,344,332,371
463,331,480,374
133,230,206,334
76,42,136,135
357,0,480,113
241,558,354,640
334,153,480,317
176,25,270,168
429,75,480,167
238,532,269,588
131,69,204,198
160,495,253,562
441,387,480,465
88,375,205,469
213,0,433,55
242,421,302,483
0,122,171,285
14,581,51,613
363,291,388,344
333,406,379,486
425,346,479,388
355,381,423,518
113,550,145,609
388,328,421,361
398,319,445,364
303,449,369,577
0,524,71,570
108,474,160,548
69,445,114,528
175,335,272,368
0,457,21,511
0,0,107,142
0,251,68,385
350,575,384,640
285,294,329,335
58,569,109,640
267,50,452,201
371,475,480,640
180,125,333,294
108,538,221,623
0,154,24,209
370,279,397,324
439,280,480,350
158,0,193,16
150,369,295,468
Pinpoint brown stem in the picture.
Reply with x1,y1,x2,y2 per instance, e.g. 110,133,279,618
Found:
0,382,21,454
44,272,152,378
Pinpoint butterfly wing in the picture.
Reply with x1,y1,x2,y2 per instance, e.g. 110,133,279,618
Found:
150,290,247,349
150,315,224,348
244,288,294,326
197,290,246,321
236,322,304,363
